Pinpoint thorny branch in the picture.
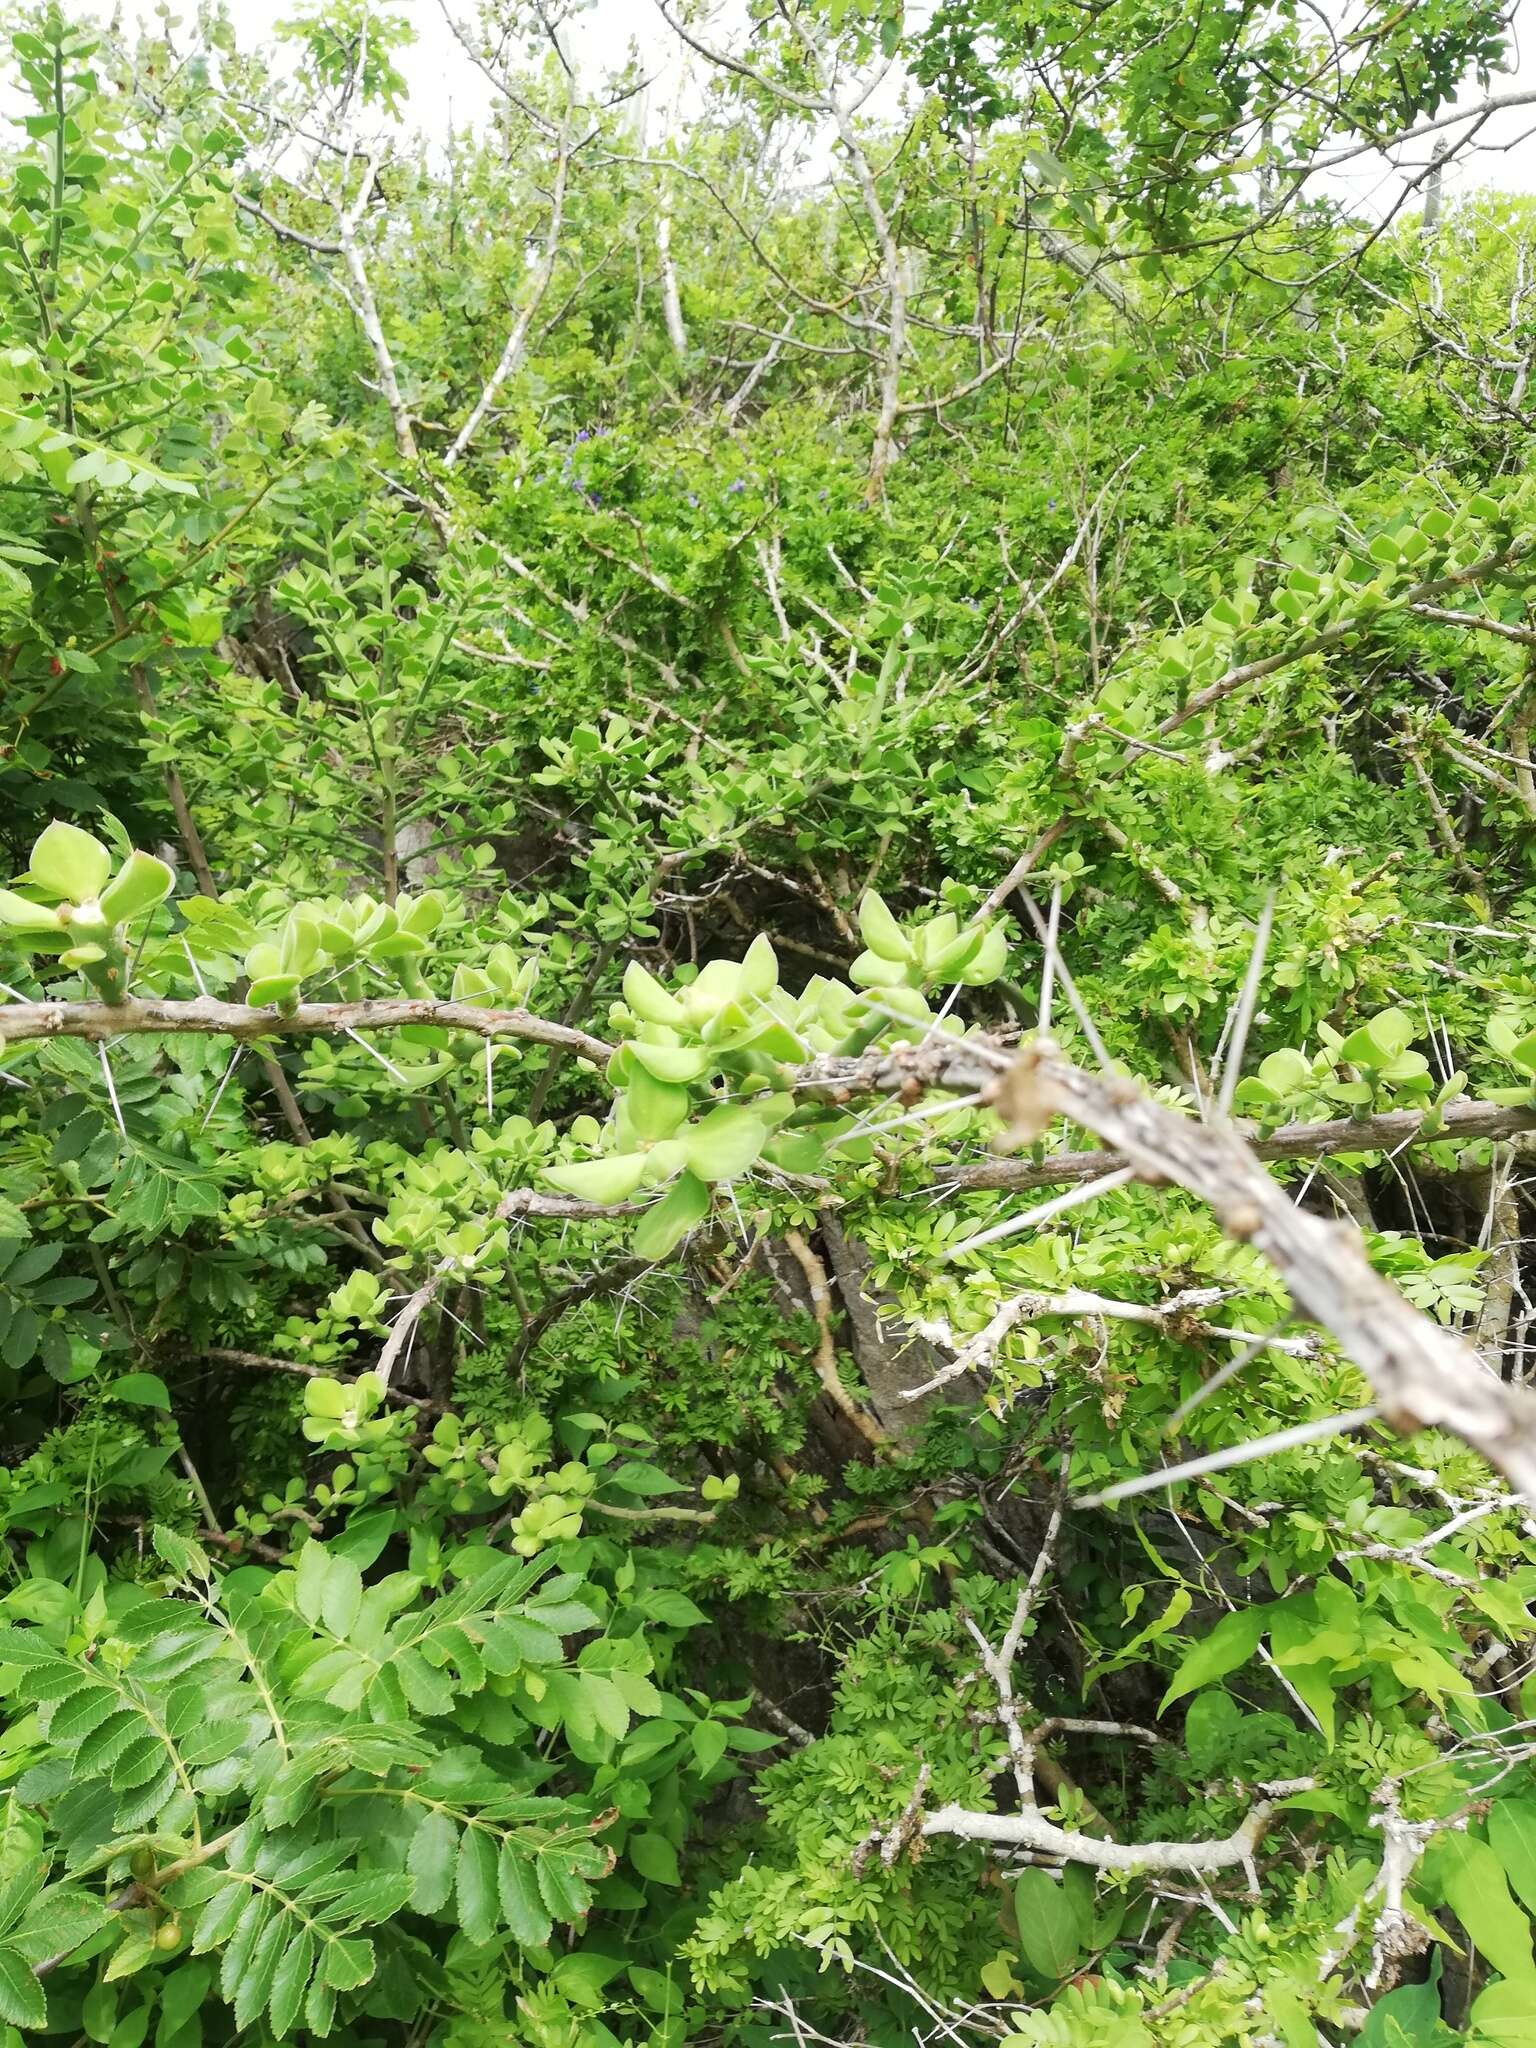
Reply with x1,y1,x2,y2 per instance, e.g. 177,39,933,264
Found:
0,995,614,1065
906,1284,1317,1402
860,1466,1318,1879
991,1039,1536,1502
11,970,1536,1491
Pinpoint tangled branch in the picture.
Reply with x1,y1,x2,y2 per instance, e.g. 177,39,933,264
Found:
992,1041,1536,1501
919,1783,1314,1879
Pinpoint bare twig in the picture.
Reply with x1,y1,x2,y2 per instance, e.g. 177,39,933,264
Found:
1215,893,1276,1119
784,1229,887,1449
1075,1406,1382,1508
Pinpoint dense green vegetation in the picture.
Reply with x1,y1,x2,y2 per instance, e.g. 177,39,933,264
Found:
7,0,1536,2040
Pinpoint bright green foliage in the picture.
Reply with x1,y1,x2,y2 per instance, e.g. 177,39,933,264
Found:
0,824,173,1003
0,1524,699,2037
3,0,1536,2042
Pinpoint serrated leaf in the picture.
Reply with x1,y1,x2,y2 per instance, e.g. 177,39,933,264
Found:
394,1647,454,1716
0,1944,46,2028
455,1825,498,1946
267,1927,315,2038
12,1883,110,1965
321,1555,362,1639
151,1526,211,1582
219,1894,269,2006
192,1879,247,1954
536,1851,591,1924
497,1846,552,1948
234,1908,288,2031
0,1630,64,1662
75,1709,143,1776
103,1930,159,1982
407,1807,457,1914
319,1934,374,1990
47,1682,119,1746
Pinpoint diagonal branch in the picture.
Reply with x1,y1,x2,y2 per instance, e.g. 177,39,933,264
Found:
1152,538,1535,742
989,1041,1536,1501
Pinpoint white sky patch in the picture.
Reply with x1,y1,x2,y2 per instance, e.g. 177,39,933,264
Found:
82,0,1536,213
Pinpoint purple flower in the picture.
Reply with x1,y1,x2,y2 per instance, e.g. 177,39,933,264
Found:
575,429,591,443
728,479,747,495
687,493,699,507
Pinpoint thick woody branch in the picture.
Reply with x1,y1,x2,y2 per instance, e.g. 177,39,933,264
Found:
905,1285,1317,1401
206,1346,436,1410
992,1042,1536,1501
1408,604,1536,647
444,83,585,468
7,1000,1533,1201
375,1184,647,1386
0,996,613,1065
794,1035,1536,1165
512,1256,656,1366
920,1782,1312,1877
946,1093,1536,1192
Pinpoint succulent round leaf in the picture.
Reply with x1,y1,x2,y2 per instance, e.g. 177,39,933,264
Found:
98,851,174,926
631,1170,711,1260
629,1041,714,1084
1257,1048,1312,1095
953,925,1008,985
247,974,305,1007
682,959,743,1029
738,933,779,998
625,1067,693,1143
849,949,909,989
623,961,685,1026
543,1154,649,1204
28,821,112,903
0,888,65,935
682,1105,770,1183
639,1139,687,1185
858,889,912,962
